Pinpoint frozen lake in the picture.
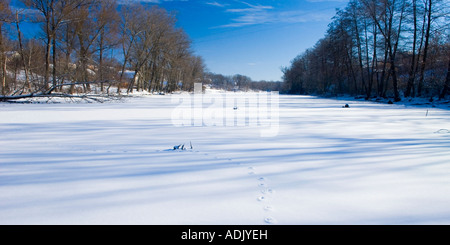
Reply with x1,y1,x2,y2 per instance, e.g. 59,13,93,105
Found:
1,92,450,224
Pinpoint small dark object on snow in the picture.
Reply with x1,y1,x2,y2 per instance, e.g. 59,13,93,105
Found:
173,142,193,151
343,104,350,108
388,100,394,104
233,106,238,110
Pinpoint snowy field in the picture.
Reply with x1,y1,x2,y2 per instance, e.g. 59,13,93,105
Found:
1,91,450,225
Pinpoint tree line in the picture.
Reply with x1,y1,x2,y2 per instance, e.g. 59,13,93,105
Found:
0,0,205,100
283,0,449,101
204,72,283,92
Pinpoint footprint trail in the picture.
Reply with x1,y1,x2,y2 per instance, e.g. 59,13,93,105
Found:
248,166,277,224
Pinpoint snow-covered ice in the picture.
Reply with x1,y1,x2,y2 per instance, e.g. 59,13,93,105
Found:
1,92,449,224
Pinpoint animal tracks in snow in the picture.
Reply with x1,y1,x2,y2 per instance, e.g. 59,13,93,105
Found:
248,167,255,175
246,165,277,224
264,217,276,224
162,148,278,224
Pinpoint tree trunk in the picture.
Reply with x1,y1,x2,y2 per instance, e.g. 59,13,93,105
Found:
389,49,401,102
417,0,432,97
405,0,417,98
379,45,389,97
392,0,405,102
1,55,5,96
127,69,138,93
99,29,104,92
15,12,31,92
354,17,367,96
45,32,51,91
439,58,450,99
370,23,377,99
52,28,57,92
0,22,6,95
345,49,357,95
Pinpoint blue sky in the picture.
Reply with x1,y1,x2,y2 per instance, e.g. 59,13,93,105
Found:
152,0,350,81
11,0,349,81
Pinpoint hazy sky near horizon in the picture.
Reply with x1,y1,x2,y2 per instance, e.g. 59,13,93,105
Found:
11,0,350,81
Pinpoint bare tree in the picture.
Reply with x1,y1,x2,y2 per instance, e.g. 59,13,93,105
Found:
417,0,433,96
21,0,92,92
405,0,418,97
2,0,204,101
13,10,33,93
93,0,119,92
117,3,145,93
0,0,11,95
282,0,448,101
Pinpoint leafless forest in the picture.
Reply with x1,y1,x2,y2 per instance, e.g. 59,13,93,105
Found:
0,0,207,99
283,0,449,101
1,0,449,102
0,0,284,102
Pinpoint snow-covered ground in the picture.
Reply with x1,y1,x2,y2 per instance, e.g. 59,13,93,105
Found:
1,91,449,224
